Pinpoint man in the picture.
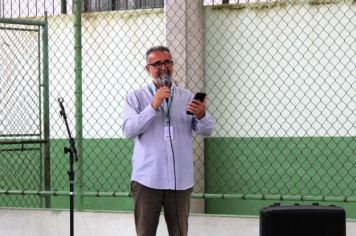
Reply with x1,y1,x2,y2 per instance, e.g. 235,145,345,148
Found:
122,46,214,236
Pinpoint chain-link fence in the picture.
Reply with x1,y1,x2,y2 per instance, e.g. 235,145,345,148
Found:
0,0,356,215
204,0,356,199
0,17,49,207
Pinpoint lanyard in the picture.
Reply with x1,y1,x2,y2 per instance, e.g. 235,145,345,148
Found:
148,84,175,122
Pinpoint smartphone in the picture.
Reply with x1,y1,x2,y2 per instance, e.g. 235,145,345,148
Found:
186,92,206,115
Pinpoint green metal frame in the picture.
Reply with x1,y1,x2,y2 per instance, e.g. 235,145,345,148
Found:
0,17,50,207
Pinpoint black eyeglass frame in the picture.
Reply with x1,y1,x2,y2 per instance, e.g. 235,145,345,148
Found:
147,60,174,69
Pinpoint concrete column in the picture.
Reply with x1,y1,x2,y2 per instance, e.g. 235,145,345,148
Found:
165,0,205,213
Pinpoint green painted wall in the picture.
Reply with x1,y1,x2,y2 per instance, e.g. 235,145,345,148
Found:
205,137,356,196
205,137,356,218
50,139,133,192
1,137,356,219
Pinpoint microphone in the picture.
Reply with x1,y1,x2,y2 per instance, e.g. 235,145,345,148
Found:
161,74,170,87
160,74,170,103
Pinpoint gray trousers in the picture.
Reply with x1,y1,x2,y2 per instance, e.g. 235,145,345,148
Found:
131,181,193,236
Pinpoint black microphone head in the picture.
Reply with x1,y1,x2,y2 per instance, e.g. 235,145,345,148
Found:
160,74,170,87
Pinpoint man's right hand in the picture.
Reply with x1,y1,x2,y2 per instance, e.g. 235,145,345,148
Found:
151,87,171,110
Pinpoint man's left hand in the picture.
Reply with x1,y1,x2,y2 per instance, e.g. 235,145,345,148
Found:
187,100,206,119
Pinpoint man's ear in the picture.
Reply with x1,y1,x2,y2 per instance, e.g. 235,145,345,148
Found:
145,65,150,73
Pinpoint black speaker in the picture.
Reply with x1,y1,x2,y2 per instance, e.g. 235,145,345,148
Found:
260,204,346,236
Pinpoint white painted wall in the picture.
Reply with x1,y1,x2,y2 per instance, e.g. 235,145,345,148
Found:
45,10,166,139
46,1,356,140
0,27,40,136
2,2,355,139
205,2,356,137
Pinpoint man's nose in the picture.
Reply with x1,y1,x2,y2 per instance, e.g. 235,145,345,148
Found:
160,63,168,69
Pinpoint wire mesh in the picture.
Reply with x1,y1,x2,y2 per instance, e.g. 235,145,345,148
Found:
0,22,45,207
0,144,42,207
0,24,41,137
0,0,355,212
204,0,356,198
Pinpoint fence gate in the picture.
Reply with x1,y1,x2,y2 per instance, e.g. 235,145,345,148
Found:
0,18,49,208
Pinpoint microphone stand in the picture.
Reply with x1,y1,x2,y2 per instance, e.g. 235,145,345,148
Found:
58,97,78,236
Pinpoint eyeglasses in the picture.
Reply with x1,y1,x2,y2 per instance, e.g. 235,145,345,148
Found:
148,60,173,69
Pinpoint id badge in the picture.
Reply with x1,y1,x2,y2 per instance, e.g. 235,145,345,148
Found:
164,126,174,140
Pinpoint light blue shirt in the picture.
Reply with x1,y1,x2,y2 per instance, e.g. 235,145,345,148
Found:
122,84,214,190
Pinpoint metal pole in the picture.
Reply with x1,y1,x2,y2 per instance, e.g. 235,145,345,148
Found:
61,0,67,14
73,0,83,211
58,98,78,236
42,12,51,208
0,18,46,26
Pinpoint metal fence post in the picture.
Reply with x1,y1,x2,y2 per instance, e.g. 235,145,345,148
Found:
42,13,51,208
73,0,83,211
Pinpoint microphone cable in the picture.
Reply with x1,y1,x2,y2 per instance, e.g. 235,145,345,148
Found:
166,103,183,236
